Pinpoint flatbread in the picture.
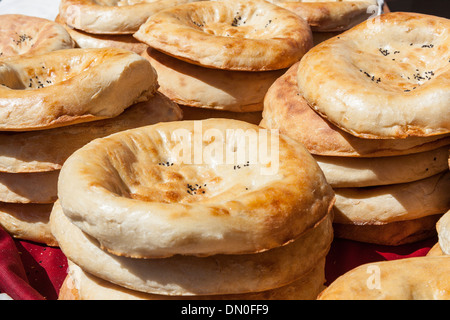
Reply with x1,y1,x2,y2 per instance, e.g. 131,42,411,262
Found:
141,47,285,112
0,92,182,173
297,12,450,139
261,61,450,157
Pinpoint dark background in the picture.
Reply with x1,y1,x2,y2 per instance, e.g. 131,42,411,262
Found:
385,0,450,18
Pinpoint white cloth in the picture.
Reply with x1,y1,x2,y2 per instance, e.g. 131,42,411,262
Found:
0,0,60,20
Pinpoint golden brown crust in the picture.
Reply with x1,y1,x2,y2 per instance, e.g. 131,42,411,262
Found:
268,0,379,31
58,0,200,34
0,47,158,131
0,202,57,246
314,146,450,188
333,172,450,225
134,0,313,71
0,171,59,204
318,256,450,300
59,259,326,300
0,14,75,58
334,214,442,246
261,62,450,157
57,119,335,258
297,12,450,139
0,93,182,173
141,47,285,112
55,15,148,54
51,201,333,295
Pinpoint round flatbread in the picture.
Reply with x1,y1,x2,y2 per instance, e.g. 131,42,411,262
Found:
0,47,158,131
55,15,148,54
297,12,450,139
141,47,285,112
59,258,326,300
0,14,74,58
0,171,58,204
51,201,333,296
267,0,379,32
0,93,182,173
333,171,450,225
57,119,334,258
134,0,313,71
315,146,450,188
261,61,450,157
0,202,56,246
318,256,450,300
58,0,200,34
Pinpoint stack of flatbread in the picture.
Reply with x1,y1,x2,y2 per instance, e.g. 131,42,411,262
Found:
134,0,315,124
264,0,381,45
51,119,335,300
261,12,450,246
0,14,182,245
55,0,206,54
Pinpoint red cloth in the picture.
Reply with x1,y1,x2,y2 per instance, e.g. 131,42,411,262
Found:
0,226,67,300
0,224,435,300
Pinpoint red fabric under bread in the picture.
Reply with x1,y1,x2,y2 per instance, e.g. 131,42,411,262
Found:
0,225,436,300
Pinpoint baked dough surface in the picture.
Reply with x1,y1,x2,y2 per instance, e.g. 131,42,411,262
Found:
58,0,200,34
59,258,326,300
297,12,450,138
134,0,313,71
0,14,75,58
57,119,334,258
51,201,333,295
261,62,450,157
267,0,378,31
437,210,450,255
0,93,182,173
333,171,450,225
141,47,285,112
318,256,450,300
0,47,158,131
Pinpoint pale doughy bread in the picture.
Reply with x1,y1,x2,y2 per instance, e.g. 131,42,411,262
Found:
0,171,58,204
297,12,450,139
58,0,200,34
267,0,378,31
261,62,450,157
57,119,334,258
50,201,333,295
0,202,56,246
427,243,444,256
55,15,148,54
315,146,450,188
141,47,284,112
334,214,442,246
180,105,262,125
0,14,75,58
437,210,450,255
0,47,158,131
0,92,182,173
59,258,326,300
317,256,450,300
134,0,313,71
333,172,450,225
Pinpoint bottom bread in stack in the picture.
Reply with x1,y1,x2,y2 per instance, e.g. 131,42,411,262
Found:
318,208,450,300
52,119,335,300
